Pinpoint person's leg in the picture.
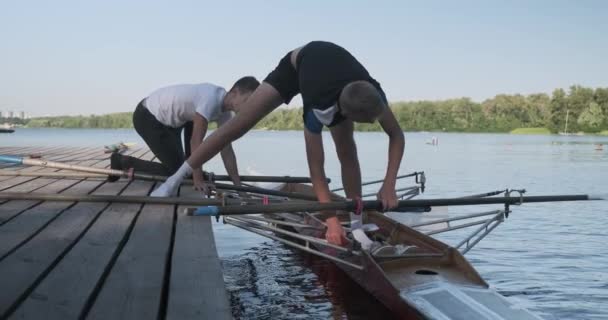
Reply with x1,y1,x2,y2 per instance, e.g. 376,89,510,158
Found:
108,101,172,181
135,107,185,174
183,121,193,158
127,101,185,175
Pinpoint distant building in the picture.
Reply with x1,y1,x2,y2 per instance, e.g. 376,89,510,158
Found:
19,111,25,119
7,111,14,118
0,111,3,118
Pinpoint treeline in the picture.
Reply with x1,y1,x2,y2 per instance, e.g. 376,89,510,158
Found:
0,118,28,126
253,85,608,133
27,113,133,129
25,85,608,133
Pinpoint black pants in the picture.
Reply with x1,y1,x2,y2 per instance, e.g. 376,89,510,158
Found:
120,100,193,175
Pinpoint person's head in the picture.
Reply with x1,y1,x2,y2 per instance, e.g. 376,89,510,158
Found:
338,80,387,123
224,76,260,112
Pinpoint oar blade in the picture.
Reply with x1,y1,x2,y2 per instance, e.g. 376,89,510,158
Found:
589,194,608,200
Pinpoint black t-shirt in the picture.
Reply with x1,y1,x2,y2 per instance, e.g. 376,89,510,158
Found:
264,41,386,129
298,41,385,115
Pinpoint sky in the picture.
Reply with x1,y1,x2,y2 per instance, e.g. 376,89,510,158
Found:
1,0,607,116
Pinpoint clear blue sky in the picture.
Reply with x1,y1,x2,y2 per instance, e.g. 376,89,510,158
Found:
1,0,607,116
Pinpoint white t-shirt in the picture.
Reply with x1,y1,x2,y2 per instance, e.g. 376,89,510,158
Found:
144,83,233,128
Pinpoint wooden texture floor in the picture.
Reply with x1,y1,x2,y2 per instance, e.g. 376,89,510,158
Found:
0,146,231,320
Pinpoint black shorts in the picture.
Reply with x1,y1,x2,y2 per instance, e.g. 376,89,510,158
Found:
263,51,300,104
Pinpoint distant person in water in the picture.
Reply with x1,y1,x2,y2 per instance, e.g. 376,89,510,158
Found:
151,41,405,246
110,77,260,191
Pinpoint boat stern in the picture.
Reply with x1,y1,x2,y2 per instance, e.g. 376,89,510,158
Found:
401,282,543,320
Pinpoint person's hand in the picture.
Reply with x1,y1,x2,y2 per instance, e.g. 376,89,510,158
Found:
377,183,398,211
325,216,349,246
192,170,213,196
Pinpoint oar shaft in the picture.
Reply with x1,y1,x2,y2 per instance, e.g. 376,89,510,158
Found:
22,157,125,176
205,174,324,184
0,172,107,179
188,194,602,216
0,155,319,184
0,192,292,206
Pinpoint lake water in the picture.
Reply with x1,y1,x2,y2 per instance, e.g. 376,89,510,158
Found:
2,128,608,319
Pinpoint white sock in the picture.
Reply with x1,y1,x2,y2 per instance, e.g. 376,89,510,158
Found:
173,161,193,180
151,162,193,197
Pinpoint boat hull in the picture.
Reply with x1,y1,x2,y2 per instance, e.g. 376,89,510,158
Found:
267,183,543,320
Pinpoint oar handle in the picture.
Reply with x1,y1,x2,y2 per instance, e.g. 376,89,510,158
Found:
190,206,220,216
0,155,23,164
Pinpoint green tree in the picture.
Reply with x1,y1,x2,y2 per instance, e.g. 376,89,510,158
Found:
549,88,568,133
577,102,604,133
566,85,595,132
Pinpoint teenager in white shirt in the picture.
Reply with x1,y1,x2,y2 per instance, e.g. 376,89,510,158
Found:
110,76,260,191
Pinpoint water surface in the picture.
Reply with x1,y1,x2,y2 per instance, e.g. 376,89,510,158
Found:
2,128,607,319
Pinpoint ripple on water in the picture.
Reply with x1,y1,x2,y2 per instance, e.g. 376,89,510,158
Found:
221,242,397,320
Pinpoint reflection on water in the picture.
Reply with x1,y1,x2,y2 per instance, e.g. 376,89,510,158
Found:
222,242,396,320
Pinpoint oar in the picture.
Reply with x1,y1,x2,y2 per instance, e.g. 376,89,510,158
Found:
0,155,321,183
0,155,126,176
186,194,607,216
205,173,327,184
0,192,295,206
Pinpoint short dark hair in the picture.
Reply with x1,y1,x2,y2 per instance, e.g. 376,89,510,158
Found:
341,81,386,119
230,76,260,93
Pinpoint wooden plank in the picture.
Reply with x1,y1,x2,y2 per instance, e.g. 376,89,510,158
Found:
0,147,98,199
10,180,154,320
0,146,93,171
0,144,146,218
0,145,140,192
85,187,175,320
10,146,78,159
0,179,82,225
2,146,96,171
0,146,144,314
0,147,98,189
166,187,232,320
0,146,135,223
0,180,127,318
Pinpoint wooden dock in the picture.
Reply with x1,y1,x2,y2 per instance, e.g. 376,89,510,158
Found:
0,146,232,320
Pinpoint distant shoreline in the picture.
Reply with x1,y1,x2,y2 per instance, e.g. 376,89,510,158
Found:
12,127,608,136
9,85,608,135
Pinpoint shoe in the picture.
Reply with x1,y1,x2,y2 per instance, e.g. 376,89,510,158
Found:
107,153,123,182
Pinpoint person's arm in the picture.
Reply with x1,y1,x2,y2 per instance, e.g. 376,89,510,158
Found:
304,127,348,246
151,83,284,197
329,120,361,199
216,111,241,185
190,113,210,193
188,83,283,168
220,143,240,185
377,107,405,210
